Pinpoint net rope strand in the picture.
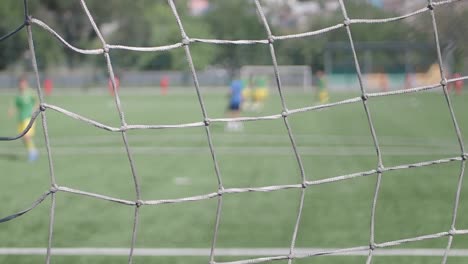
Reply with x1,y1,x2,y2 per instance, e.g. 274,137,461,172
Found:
165,1,225,263
425,0,467,262
78,1,143,263
337,1,385,262
24,2,58,262
0,0,467,264
252,2,308,263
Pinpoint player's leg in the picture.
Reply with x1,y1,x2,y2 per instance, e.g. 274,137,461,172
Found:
226,102,243,131
225,102,235,131
319,90,329,103
231,111,243,131
242,87,252,111
258,87,268,108
19,119,38,161
252,89,261,111
23,135,38,162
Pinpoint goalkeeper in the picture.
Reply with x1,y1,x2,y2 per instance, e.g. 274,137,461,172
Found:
8,76,39,162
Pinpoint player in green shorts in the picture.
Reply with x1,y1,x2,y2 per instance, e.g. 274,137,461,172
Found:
8,77,39,162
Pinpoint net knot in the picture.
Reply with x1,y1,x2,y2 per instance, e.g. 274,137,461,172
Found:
462,153,467,161
369,243,376,250
376,166,384,174
281,111,289,118
301,182,307,189
427,4,434,10
268,36,275,44
204,119,210,126
343,19,351,27
49,185,58,194
135,200,144,207
440,78,448,86
25,15,32,26
361,94,368,101
182,37,191,46
448,229,456,236
39,104,46,112
103,45,110,54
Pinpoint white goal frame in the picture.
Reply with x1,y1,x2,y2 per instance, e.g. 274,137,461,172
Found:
240,65,313,92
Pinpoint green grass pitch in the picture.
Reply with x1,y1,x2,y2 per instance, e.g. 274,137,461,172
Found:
1,88,468,264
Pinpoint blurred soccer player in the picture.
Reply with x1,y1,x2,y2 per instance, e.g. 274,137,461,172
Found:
8,76,39,162
315,70,329,104
252,76,269,111
449,72,463,95
226,79,244,131
160,75,169,96
378,70,389,92
43,77,53,96
242,76,253,111
108,74,120,96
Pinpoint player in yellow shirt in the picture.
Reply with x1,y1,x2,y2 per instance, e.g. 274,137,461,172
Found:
8,77,39,161
315,70,329,104
241,78,253,111
252,76,269,111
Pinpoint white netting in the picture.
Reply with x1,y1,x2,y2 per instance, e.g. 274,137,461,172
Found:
1,0,468,264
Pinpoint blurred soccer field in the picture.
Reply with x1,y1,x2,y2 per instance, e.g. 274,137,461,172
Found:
1,89,468,264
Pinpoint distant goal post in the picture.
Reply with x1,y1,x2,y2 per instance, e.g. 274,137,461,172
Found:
240,65,313,92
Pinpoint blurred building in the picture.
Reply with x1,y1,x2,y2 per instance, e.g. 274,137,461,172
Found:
368,0,427,13
262,0,340,30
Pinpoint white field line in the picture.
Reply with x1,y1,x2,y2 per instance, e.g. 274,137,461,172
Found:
0,145,459,156
1,247,468,257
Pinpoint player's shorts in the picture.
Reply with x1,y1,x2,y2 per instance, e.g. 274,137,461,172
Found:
228,101,241,111
319,90,329,103
18,119,35,137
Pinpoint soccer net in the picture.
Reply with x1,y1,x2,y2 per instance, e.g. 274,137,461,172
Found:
1,0,468,264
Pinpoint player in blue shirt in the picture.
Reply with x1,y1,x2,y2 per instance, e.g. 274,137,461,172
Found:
226,79,244,131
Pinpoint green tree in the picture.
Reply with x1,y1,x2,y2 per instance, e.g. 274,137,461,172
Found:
30,1,103,68
275,2,430,73
105,1,215,70
0,1,28,70
424,5,468,73
204,1,271,74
